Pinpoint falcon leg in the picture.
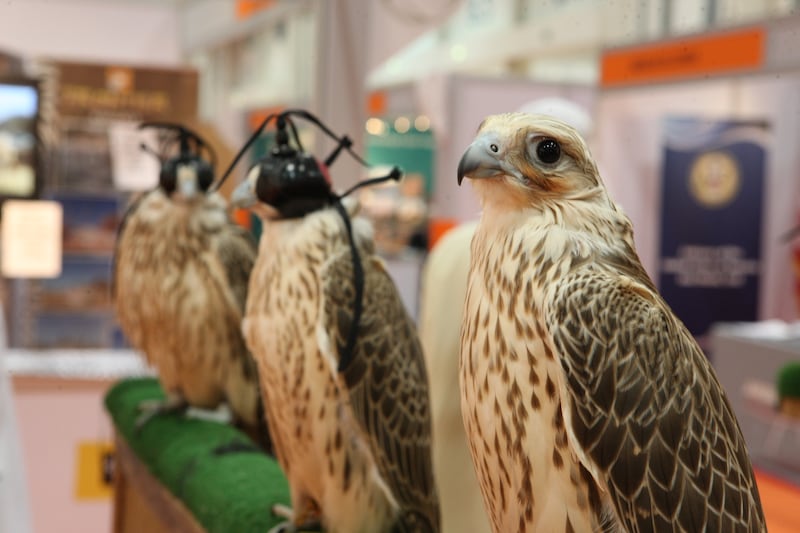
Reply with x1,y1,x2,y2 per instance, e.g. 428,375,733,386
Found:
135,393,187,430
267,505,294,533
272,503,294,520
267,501,323,533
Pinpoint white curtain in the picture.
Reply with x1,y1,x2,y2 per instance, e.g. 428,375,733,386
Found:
0,307,32,533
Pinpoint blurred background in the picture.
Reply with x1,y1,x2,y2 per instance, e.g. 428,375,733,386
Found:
1,1,800,532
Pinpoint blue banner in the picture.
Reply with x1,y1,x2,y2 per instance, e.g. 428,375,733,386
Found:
658,117,768,344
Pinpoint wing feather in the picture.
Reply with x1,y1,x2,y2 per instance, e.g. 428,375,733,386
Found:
320,249,440,532
549,267,765,532
208,214,269,439
111,191,148,298
213,221,257,312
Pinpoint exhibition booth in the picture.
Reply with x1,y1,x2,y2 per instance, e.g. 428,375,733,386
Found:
0,1,799,532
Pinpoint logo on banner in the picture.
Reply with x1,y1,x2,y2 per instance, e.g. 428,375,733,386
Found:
105,66,134,94
689,151,740,208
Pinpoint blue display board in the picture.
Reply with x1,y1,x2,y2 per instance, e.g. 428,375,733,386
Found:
658,117,769,343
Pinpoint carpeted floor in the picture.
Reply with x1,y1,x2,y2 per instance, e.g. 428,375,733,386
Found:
754,469,800,533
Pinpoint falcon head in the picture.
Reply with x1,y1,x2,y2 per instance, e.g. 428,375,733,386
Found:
160,156,214,202
139,122,216,202
457,113,601,209
230,165,282,220
231,152,334,220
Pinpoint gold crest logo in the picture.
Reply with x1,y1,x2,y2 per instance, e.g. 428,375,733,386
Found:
689,151,740,208
105,66,134,94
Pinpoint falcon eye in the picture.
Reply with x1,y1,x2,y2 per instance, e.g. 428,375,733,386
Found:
536,138,561,164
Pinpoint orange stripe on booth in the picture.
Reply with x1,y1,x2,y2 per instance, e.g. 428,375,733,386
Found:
235,0,275,20
754,468,800,533
601,27,765,88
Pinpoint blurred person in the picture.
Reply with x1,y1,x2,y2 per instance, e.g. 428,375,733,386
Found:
418,220,484,533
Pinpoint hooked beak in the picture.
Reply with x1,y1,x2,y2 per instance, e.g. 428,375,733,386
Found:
177,166,198,198
230,178,257,209
231,166,260,208
229,166,282,220
457,134,510,185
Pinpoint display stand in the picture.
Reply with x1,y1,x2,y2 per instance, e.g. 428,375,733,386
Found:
105,378,294,533
112,437,204,533
710,323,800,480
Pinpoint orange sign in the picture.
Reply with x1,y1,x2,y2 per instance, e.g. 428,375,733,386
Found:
601,27,765,87
236,0,275,20
367,91,387,115
428,218,459,250
248,106,285,131
54,61,198,122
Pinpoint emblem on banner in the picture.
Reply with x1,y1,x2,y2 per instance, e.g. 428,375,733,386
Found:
689,151,740,208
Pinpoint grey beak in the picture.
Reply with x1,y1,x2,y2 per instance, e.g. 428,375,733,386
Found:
230,166,261,208
177,170,198,198
457,138,505,185
230,179,256,209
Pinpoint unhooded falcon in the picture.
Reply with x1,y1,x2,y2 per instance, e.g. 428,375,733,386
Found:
232,167,440,533
113,140,269,449
457,112,766,533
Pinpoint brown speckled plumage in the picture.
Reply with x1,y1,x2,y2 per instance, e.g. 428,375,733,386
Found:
113,188,264,432
242,202,440,533
459,113,766,533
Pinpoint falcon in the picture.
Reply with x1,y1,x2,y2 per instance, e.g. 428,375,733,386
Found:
232,169,440,533
457,112,766,533
113,140,269,450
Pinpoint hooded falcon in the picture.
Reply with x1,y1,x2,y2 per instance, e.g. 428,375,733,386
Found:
113,127,269,449
232,162,440,533
457,112,765,533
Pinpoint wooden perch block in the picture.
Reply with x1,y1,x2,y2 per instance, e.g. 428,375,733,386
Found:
104,378,292,533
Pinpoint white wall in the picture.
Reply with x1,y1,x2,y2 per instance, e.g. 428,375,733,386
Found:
13,378,115,533
594,74,800,323
0,312,32,533
0,0,182,66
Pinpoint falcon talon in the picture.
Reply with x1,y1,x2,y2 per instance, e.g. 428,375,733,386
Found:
271,503,294,520
133,396,187,431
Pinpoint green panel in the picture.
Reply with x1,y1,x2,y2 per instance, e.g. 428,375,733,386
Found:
366,128,435,197
777,361,800,399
